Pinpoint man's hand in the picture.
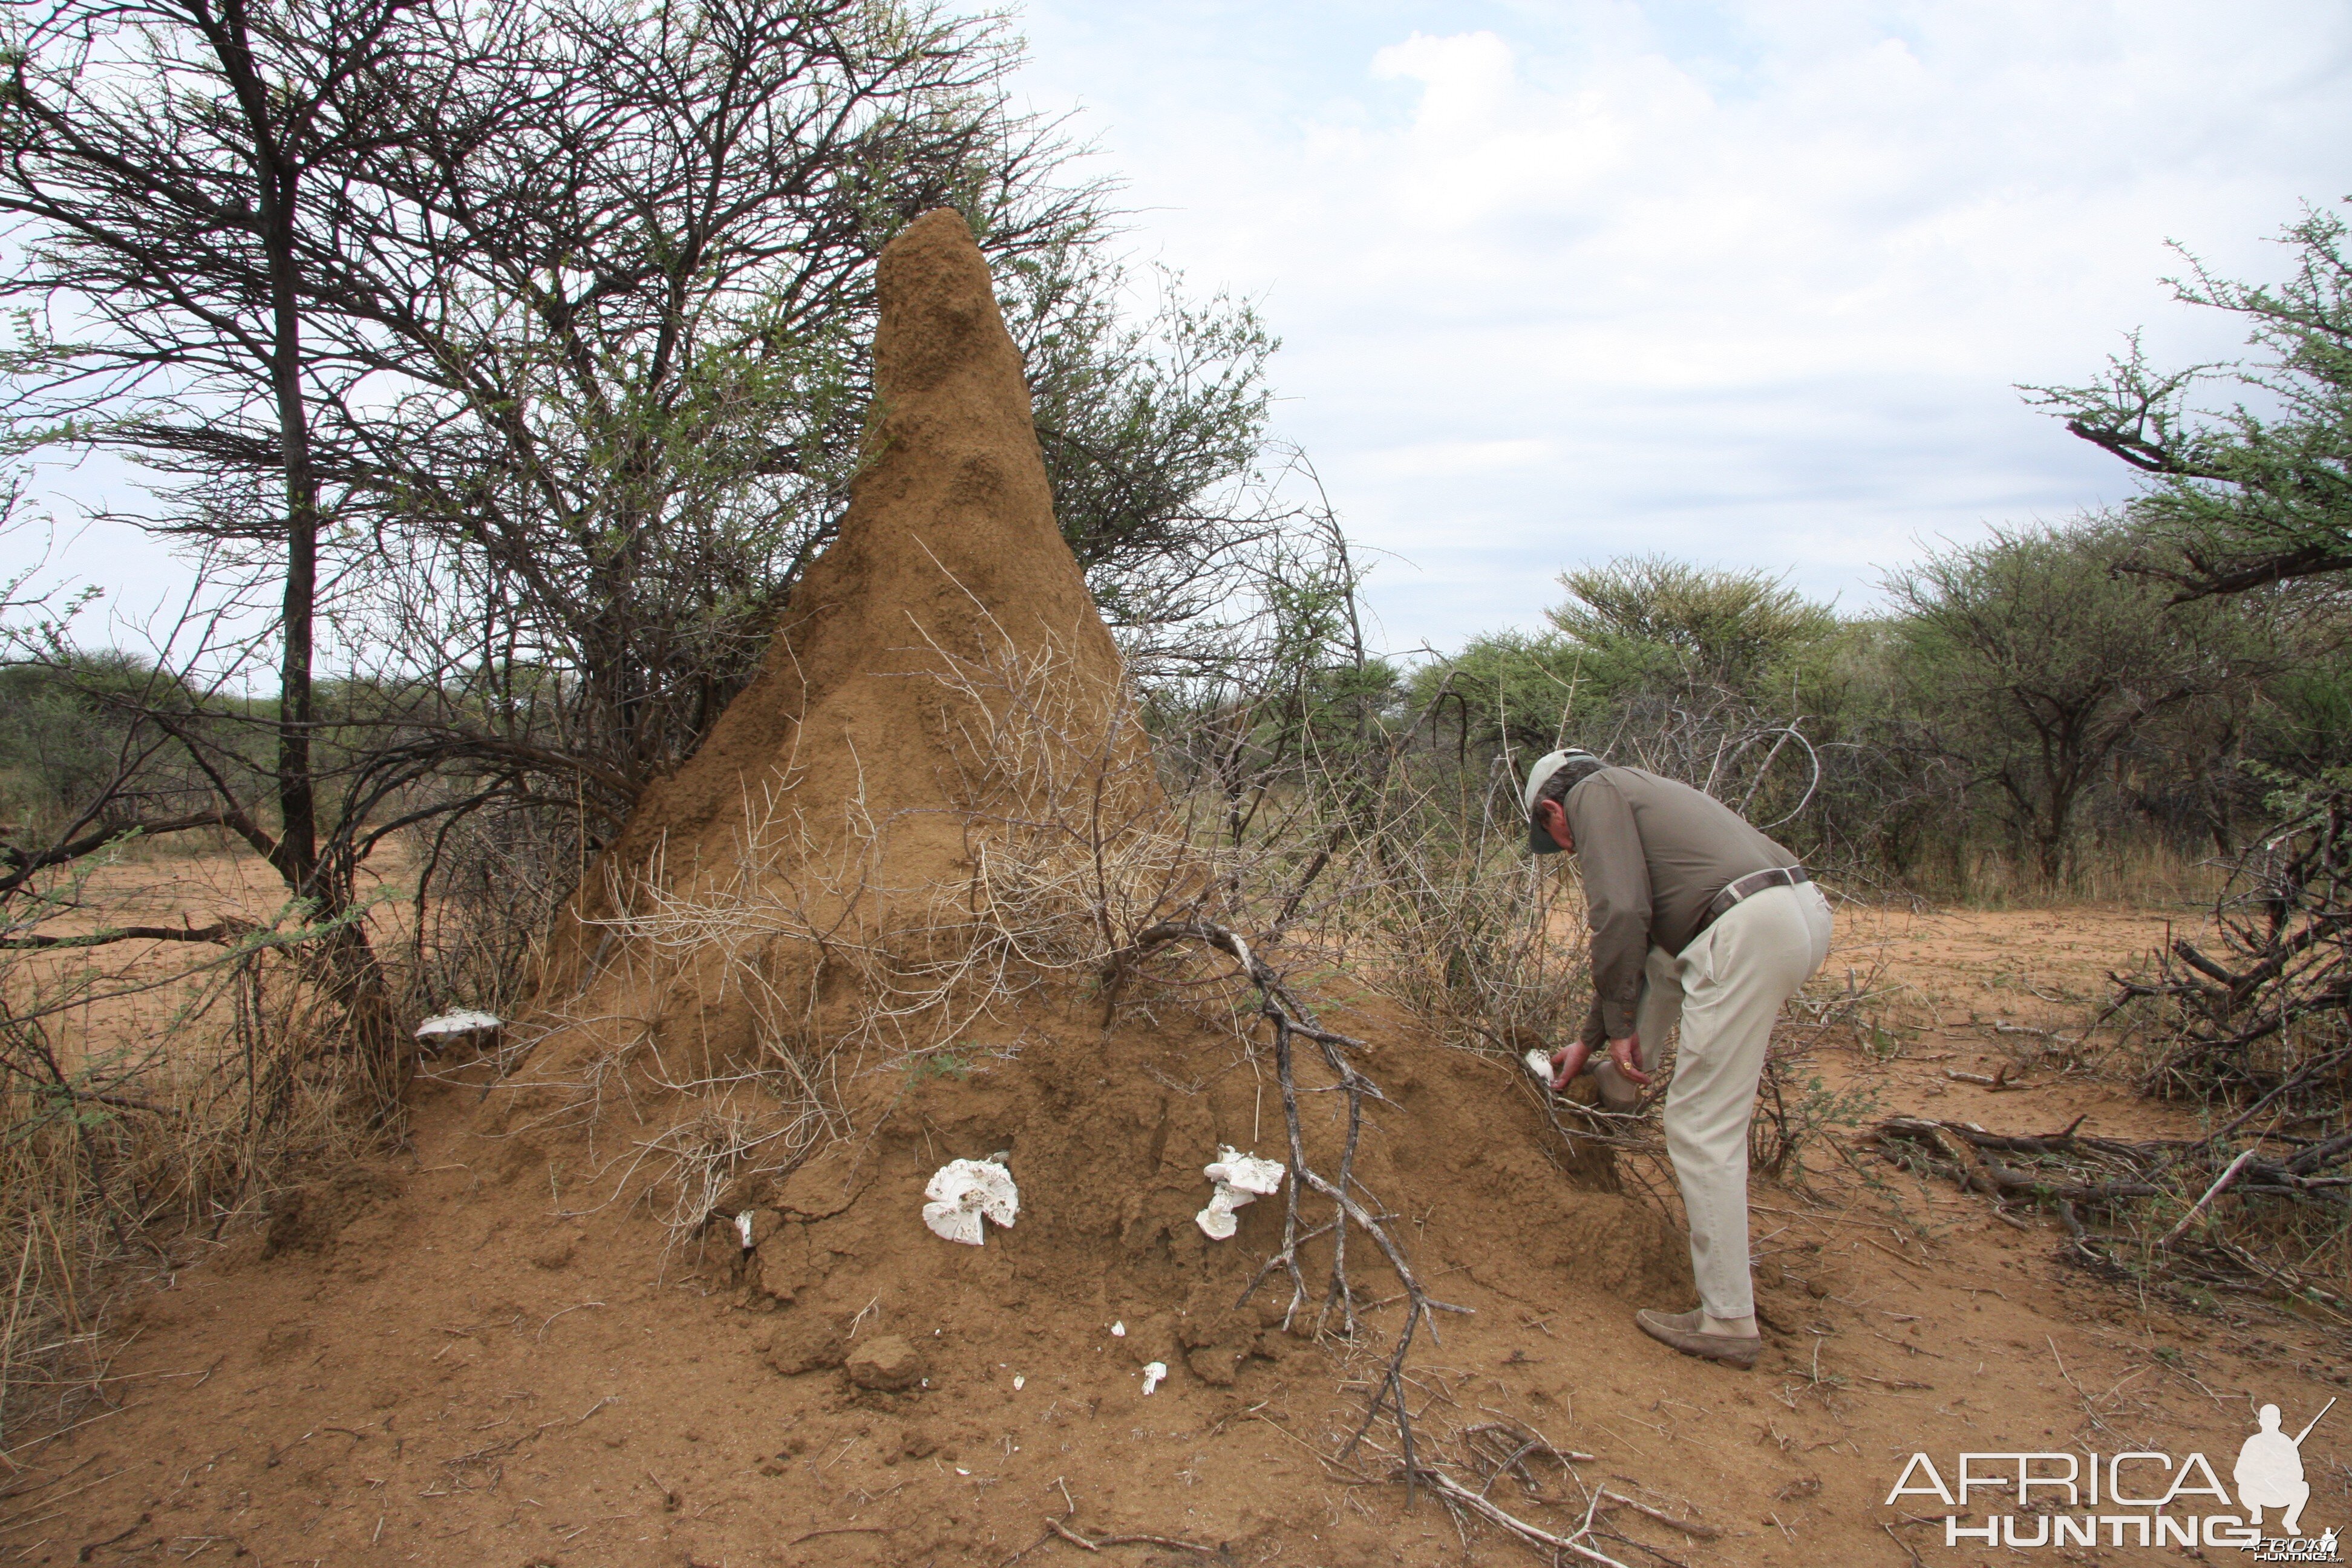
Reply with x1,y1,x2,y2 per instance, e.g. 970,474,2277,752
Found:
1549,1035,1648,1093
1606,1034,1650,1086
1547,1040,1592,1092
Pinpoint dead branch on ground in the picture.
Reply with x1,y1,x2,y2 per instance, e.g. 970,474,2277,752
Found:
1868,1114,2351,1313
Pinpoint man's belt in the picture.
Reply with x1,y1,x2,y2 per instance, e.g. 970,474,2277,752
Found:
1700,865,1810,930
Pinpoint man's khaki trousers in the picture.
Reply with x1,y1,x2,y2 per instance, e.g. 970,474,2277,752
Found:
1593,882,1834,1320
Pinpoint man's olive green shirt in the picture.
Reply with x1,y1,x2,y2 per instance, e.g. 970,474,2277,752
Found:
1566,766,1802,1047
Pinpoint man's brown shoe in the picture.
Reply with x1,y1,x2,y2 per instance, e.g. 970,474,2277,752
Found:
1635,1308,1761,1370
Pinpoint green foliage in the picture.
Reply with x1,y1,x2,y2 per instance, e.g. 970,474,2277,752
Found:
0,654,227,834
2253,635,2352,772
0,655,133,828
1408,559,1855,874
1397,505,2350,897
1546,555,1838,691
1415,558,1844,760
2025,201,2352,599
1010,247,1281,635
1883,518,2284,881
1751,1065,1880,1180
906,1050,970,1083
1408,629,1583,757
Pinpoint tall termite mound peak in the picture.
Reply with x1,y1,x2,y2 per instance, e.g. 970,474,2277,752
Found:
506,207,1138,1098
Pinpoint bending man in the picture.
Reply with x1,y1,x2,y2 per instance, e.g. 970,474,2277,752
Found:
1524,749,1833,1369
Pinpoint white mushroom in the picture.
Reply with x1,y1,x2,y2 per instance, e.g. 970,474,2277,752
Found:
413,1010,501,1053
1195,1146,1285,1240
1141,1361,1168,1396
921,1157,1019,1246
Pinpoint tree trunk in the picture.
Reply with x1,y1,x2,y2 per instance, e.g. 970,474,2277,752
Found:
200,0,405,1105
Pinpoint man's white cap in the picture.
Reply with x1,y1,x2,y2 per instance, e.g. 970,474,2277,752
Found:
1523,750,1603,854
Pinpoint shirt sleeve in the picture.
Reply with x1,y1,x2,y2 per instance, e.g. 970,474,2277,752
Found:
1567,776,1650,1040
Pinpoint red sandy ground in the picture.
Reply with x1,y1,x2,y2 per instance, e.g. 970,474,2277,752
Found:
5,895,2346,1568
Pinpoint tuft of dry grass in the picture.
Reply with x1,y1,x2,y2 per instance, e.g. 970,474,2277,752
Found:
1918,837,2230,910
0,854,401,1443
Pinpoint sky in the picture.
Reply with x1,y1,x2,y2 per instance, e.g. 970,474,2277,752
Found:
1002,0,2352,655
4,0,2348,665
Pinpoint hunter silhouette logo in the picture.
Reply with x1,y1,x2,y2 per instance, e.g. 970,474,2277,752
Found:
2237,1399,2330,1538
1883,1393,2338,1554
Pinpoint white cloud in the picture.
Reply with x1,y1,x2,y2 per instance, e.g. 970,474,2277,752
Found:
10,2,2347,661
1012,0,2352,648
1360,437,1554,479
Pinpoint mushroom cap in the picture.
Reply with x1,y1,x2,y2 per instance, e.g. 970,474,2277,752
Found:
414,1009,501,1040
1203,1147,1284,1197
921,1200,987,1245
923,1158,1019,1234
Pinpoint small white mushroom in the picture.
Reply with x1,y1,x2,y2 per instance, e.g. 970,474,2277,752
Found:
413,1010,501,1054
921,1157,1019,1246
734,1210,756,1250
1109,1320,1126,1338
1195,1146,1285,1240
1141,1361,1167,1396
1012,1374,1025,1391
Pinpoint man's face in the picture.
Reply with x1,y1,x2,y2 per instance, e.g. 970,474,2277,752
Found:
1535,798,1575,854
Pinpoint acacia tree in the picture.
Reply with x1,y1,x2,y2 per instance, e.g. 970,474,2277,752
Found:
309,0,1128,801
1884,520,2279,884
1545,555,1837,692
2026,201,2352,600
0,0,410,915
0,0,431,1098
0,0,1290,859
1405,558,1849,817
